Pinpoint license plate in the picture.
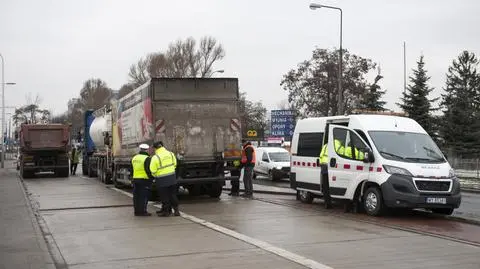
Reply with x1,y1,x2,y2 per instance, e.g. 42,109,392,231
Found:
426,197,447,204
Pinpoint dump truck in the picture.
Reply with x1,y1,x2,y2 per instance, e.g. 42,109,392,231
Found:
83,77,243,198
18,124,70,178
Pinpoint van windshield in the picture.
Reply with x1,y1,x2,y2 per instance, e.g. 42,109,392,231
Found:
269,152,290,162
368,131,446,163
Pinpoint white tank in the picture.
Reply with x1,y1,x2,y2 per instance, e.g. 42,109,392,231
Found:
89,113,112,150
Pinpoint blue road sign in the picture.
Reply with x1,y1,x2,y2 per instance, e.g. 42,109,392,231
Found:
270,110,296,139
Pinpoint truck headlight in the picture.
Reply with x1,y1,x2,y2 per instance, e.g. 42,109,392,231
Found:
383,165,412,177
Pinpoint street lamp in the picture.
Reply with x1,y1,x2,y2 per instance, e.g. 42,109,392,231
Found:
309,3,344,115
0,53,16,168
211,69,225,77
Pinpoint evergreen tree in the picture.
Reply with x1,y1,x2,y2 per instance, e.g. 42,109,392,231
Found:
440,51,480,157
358,74,387,111
397,55,438,136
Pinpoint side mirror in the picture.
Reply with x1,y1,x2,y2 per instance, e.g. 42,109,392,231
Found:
364,149,375,163
263,158,269,162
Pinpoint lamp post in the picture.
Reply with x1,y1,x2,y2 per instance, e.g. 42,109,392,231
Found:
309,3,344,115
0,53,16,168
211,69,225,77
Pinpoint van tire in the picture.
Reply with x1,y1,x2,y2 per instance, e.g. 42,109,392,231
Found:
363,187,385,216
432,208,454,215
299,190,314,204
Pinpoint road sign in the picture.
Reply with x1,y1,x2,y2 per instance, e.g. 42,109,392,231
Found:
270,110,296,140
247,130,257,137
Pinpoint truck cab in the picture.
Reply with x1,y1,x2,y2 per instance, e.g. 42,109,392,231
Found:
290,113,461,216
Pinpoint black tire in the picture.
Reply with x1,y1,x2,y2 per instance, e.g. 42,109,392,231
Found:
112,168,122,188
268,170,274,181
432,208,454,215
363,187,385,216
298,190,314,204
208,182,223,198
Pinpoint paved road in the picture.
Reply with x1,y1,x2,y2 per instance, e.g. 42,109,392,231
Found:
17,173,480,269
253,176,480,223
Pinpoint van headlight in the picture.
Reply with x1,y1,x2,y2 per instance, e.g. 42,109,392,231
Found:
449,169,456,178
383,165,413,177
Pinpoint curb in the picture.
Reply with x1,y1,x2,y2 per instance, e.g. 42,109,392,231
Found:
222,187,296,196
460,188,480,194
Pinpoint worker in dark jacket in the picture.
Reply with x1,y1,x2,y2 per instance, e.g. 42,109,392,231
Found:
131,144,153,216
240,141,256,198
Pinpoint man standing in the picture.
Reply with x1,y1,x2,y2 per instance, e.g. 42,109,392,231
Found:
131,144,153,216
240,141,256,198
319,139,344,209
70,146,80,176
150,141,180,217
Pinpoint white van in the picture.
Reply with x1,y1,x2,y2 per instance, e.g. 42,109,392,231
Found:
254,147,291,181
290,114,461,216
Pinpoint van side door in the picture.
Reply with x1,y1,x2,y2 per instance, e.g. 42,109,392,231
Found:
327,125,372,199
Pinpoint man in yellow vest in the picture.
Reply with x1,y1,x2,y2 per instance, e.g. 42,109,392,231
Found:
319,139,344,209
131,144,153,216
150,141,180,217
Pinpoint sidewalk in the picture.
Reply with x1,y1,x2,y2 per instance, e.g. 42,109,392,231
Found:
0,165,55,269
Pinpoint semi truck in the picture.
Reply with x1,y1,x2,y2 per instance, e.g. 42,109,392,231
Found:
83,77,243,198
18,124,70,178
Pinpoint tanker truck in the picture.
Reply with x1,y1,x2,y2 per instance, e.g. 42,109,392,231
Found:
82,106,113,183
84,77,243,198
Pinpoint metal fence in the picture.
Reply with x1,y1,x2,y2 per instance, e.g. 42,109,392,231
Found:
450,158,480,179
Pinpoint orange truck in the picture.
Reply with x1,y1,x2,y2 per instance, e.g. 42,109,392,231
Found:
18,124,70,178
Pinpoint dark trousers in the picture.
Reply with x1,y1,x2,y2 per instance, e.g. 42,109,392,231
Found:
70,163,78,175
231,178,240,194
158,184,179,212
243,166,254,196
133,180,151,214
320,164,332,206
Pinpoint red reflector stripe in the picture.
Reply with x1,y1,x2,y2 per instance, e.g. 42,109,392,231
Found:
343,164,351,169
356,166,363,171
369,167,374,172
307,163,311,167
377,167,382,172
302,162,306,166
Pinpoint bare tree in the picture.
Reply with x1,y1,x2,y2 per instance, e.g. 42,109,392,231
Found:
118,83,136,99
79,78,113,110
13,93,50,124
128,57,149,87
199,36,225,77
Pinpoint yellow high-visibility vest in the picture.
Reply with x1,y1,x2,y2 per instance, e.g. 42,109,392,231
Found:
319,140,344,164
131,154,149,179
150,147,177,177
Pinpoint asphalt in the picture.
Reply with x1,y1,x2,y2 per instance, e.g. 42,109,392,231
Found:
0,163,55,269
18,172,480,269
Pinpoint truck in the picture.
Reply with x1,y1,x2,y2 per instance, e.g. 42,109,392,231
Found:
18,124,71,178
83,77,243,198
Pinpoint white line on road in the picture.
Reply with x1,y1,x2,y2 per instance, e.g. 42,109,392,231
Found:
110,187,333,269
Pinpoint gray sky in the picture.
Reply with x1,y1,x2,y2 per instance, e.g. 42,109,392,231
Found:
1,0,479,117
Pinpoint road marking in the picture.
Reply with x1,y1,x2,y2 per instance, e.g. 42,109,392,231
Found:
110,187,333,269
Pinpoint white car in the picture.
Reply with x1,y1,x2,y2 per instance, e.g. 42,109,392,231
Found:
254,147,291,181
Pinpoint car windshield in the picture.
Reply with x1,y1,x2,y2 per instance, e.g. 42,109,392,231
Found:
368,131,446,163
269,152,290,162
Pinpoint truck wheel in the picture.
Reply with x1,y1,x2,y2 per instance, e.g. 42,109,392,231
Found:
299,190,314,204
363,187,385,216
208,183,223,198
432,208,454,215
112,168,123,189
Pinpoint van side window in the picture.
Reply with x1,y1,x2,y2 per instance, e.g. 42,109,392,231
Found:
332,128,348,157
262,152,269,161
345,131,368,161
354,129,371,147
297,132,323,157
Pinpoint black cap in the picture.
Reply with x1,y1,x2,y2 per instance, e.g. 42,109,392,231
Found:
153,141,164,148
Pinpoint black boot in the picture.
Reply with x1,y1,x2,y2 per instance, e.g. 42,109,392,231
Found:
173,207,180,216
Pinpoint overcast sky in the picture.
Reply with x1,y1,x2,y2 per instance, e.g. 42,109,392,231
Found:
1,0,479,117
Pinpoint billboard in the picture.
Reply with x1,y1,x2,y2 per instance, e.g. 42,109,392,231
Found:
270,110,296,141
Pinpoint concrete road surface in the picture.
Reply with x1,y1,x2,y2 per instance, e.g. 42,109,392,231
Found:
15,173,480,269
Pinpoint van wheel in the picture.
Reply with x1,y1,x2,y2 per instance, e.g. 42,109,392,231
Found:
432,208,454,215
268,170,276,181
363,187,385,216
298,190,314,204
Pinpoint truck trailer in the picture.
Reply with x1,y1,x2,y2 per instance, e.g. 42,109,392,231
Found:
83,77,243,198
18,124,70,178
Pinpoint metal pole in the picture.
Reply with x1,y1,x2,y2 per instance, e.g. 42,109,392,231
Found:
1,53,5,168
403,41,406,94
338,9,343,115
